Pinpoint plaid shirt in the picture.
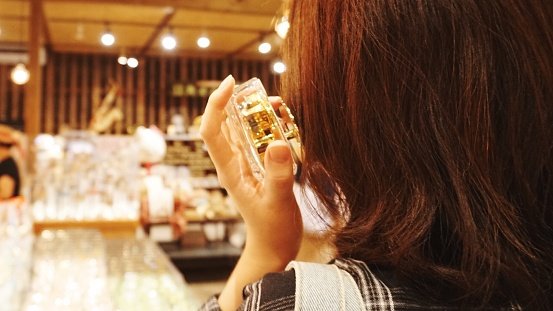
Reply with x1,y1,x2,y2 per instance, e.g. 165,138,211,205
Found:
200,258,519,310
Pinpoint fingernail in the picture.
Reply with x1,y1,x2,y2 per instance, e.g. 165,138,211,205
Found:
219,75,234,89
268,142,291,164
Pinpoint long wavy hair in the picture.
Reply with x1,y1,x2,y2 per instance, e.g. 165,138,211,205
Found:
282,0,553,309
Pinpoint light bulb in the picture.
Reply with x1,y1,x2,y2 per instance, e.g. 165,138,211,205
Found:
273,61,286,74
11,63,30,85
197,36,210,48
161,34,177,50
101,31,115,46
258,42,272,54
275,17,290,39
127,57,139,68
117,56,127,65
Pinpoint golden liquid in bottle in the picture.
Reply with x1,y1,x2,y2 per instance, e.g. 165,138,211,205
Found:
240,95,281,163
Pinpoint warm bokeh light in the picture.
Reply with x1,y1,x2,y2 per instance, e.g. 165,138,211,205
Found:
11,63,30,85
161,34,177,50
100,32,115,46
258,42,272,54
272,61,286,74
197,36,211,48
127,57,139,68
275,17,290,39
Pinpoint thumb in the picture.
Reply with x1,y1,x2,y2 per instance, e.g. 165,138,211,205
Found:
264,141,295,200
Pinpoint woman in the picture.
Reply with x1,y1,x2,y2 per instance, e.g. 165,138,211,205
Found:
0,125,21,200
200,0,553,310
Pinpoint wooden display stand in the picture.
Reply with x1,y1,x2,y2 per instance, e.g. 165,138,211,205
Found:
183,210,241,223
33,219,140,238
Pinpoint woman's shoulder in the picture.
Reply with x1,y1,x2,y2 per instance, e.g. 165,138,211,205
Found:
199,269,296,311
200,258,462,310
241,258,456,311
239,269,296,310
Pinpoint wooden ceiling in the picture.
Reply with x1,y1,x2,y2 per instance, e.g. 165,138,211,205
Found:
0,0,285,58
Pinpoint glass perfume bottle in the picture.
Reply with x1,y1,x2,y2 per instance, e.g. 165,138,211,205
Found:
225,77,302,181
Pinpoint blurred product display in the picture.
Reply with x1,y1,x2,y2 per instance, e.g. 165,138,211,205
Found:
0,198,33,311
31,132,141,223
19,229,199,311
22,230,113,311
0,0,299,308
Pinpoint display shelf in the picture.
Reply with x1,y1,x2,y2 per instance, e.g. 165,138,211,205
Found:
33,220,140,238
21,229,200,311
184,210,241,223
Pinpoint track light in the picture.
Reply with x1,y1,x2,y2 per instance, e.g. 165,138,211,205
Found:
161,28,177,50
127,57,139,68
258,42,272,54
197,36,210,49
272,61,286,74
100,24,115,46
117,56,127,65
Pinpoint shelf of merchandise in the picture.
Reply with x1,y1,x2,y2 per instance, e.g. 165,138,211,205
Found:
33,219,140,238
183,210,241,223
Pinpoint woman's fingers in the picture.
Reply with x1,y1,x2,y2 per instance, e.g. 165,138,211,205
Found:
200,75,234,139
263,141,296,203
200,75,243,188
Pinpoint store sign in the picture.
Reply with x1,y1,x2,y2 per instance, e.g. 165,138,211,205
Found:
163,137,216,176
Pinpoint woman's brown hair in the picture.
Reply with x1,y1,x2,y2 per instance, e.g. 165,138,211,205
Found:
282,0,552,308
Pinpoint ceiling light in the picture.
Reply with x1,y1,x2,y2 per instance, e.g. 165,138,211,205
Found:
100,30,115,46
161,33,177,50
275,16,290,39
11,63,30,85
197,36,210,49
127,57,139,68
258,42,272,54
117,56,127,65
272,61,286,74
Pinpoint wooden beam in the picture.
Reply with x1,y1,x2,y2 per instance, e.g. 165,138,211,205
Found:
40,0,52,47
24,0,43,138
44,17,268,33
42,0,277,16
45,43,275,60
227,30,273,58
138,9,175,56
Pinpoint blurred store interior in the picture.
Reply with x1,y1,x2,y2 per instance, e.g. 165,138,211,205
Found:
0,0,294,310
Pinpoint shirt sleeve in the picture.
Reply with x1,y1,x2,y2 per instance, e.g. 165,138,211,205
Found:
199,295,221,311
197,269,296,311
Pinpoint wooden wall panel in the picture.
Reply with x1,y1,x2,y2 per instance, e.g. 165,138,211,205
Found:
79,55,89,131
136,58,145,127
69,55,78,129
179,58,190,127
114,61,124,134
0,65,25,129
44,55,55,133
0,52,279,134
0,66,6,121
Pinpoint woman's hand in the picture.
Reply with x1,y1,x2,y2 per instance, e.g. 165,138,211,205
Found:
200,75,303,262
200,75,303,310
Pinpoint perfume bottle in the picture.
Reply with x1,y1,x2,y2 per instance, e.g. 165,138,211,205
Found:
225,77,302,181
